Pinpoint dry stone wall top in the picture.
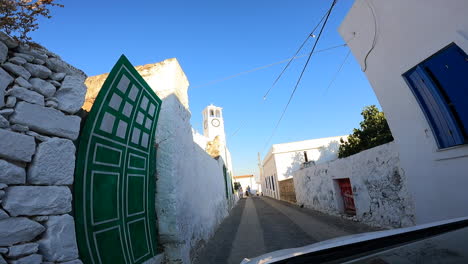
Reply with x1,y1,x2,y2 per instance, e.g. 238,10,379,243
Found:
0,31,85,264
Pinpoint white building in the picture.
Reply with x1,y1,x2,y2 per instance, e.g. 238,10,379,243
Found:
339,0,468,224
261,135,346,199
233,174,256,193
193,104,233,175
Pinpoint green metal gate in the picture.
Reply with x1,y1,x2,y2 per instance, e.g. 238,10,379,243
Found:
75,55,162,264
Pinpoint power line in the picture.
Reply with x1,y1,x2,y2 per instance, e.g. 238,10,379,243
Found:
323,49,351,96
192,44,346,90
227,44,346,139
262,0,338,153
262,10,330,100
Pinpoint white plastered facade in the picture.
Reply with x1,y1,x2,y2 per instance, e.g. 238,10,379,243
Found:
339,0,468,224
261,135,346,200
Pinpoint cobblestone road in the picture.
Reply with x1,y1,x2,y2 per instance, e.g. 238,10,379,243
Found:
194,196,378,264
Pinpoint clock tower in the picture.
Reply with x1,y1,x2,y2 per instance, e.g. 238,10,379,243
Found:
202,104,226,144
200,104,233,176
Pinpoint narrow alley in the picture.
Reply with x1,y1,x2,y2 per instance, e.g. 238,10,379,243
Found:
194,197,378,264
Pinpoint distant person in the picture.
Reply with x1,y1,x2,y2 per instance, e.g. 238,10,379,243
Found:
239,186,243,199
246,186,251,197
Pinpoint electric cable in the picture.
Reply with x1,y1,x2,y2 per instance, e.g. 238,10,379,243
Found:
323,49,351,96
262,10,329,100
227,45,346,139
261,0,338,153
192,44,347,90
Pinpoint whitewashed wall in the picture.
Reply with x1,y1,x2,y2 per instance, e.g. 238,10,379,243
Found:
0,33,86,264
272,136,345,182
294,142,415,228
155,95,234,264
261,153,279,199
233,176,255,192
339,0,468,224
147,60,236,264
261,136,345,200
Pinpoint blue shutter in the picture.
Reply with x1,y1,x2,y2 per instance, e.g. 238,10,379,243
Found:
403,44,467,149
405,66,464,148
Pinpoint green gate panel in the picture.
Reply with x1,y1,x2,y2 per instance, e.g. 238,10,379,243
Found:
75,55,162,264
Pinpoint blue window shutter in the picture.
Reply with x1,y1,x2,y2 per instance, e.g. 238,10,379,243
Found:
404,66,464,148
423,45,468,135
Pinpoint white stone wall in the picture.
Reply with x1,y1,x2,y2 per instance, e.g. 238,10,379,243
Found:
261,153,279,199
293,142,415,228
261,136,346,200
338,0,468,224
155,95,237,264
0,33,85,264
125,61,236,264
192,129,208,150
233,176,255,192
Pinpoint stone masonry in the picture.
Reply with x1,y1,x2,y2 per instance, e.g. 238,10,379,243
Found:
278,178,296,204
294,142,415,228
0,32,86,264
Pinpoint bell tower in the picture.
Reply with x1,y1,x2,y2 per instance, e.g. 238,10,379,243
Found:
202,104,233,175
202,104,226,144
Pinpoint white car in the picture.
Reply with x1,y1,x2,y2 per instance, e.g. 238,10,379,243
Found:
241,217,468,264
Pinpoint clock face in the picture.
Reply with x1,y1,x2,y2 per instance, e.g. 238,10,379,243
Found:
211,118,220,127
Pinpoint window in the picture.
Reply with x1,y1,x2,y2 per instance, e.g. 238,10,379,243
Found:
271,176,275,191
215,110,220,117
403,43,468,148
209,110,214,117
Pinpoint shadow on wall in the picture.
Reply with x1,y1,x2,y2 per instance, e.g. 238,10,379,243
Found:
317,140,341,163
285,140,342,177
284,151,306,179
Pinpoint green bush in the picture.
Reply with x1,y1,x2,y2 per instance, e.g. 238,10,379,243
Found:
338,105,394,158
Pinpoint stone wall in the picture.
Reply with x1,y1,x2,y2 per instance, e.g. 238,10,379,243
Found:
156,94,237,264
293,142,415,228
0,33,86,264
278,178,296,204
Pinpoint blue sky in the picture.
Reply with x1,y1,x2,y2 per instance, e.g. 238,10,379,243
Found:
30,0,380,176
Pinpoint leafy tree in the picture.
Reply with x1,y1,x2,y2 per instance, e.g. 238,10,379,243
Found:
0,0,63,42
233,182,241,191
338,105,394,158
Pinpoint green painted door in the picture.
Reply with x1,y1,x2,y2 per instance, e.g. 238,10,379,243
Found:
75,55,161,264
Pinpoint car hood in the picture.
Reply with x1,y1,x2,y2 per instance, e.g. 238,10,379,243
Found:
241,216,468,264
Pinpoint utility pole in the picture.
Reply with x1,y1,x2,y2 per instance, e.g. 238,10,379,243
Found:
257,152,263,193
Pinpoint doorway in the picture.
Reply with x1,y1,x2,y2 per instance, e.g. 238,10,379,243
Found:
336,178,356,215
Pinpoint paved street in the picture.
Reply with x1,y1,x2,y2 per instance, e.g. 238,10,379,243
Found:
194,196,379,264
